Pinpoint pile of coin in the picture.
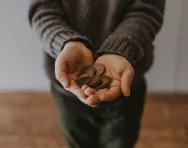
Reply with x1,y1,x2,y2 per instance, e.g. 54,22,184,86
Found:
68,64,113,90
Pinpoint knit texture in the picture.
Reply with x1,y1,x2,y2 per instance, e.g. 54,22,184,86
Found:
28,0,165,77
28,0,96,58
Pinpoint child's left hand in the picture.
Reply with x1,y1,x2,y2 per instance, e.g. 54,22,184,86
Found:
81,54,135,107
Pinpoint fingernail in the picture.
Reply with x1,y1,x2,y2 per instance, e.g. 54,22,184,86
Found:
124,90,130,97
126,90,130,96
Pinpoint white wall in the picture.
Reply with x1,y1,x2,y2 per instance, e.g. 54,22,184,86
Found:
0,0,49,91
146,0,184,92
0,0,187,92
175,0,188,92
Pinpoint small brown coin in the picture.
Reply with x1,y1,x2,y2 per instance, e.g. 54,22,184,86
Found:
92,76,102,87
91,77,102,89
103,76,113,88
78,73,90,80
80,65,96,76
76,76,92,87
88,75,101,87
94,63,105,76
94,76,112,90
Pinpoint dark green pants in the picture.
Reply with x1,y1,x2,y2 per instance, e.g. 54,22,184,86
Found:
51,77,146,148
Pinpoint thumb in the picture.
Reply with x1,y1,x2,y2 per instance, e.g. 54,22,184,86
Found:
121,66,134,97
55,57,70,88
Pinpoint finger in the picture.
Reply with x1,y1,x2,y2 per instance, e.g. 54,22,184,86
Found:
121,66,134,96
86,88,108,105
95,88,108,97
81,85,89,91
84,87,97,96
55,58,70,88
86,95,99,107
99,87,121,101
59,72,70,88
67,80,87,103
85,89,107,106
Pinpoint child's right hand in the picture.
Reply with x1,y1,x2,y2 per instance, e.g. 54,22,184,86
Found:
55,41,96,104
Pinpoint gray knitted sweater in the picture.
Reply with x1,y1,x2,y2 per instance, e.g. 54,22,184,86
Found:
28,0,165,84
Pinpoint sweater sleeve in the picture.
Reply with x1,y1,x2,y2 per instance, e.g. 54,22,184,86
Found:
96,0,165,68
28,0,95,59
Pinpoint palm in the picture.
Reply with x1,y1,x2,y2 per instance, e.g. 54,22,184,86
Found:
64,54,94,103
93,60,121,100
67,57,122,107
82,54,134,107
55,42,94,104
82,55,125,106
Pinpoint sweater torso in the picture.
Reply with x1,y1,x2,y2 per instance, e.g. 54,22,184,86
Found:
60,0,132,46
29,0,165,90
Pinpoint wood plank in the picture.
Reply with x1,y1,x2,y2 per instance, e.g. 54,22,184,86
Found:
136,141,188,148
0,93,187,148
147,93,188,103
0,135,64,148
141,102,188,128
139,127,188,141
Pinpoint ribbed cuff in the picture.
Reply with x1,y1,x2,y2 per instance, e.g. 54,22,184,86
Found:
51,31,96,57
96,35,144,66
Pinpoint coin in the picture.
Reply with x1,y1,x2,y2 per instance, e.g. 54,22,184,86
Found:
103,76,113,88
88,75,101,87
80,65,96,76
94,76,112,90
78,73,90,80
94,63,105,76
76,75,92,87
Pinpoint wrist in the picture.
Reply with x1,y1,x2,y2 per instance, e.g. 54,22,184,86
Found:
97,54,126,63
97,54,133,69
63,41,90,54
96,36,144,67
63,41,93,62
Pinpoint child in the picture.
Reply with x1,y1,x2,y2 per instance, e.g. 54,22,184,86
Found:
29,0,165,147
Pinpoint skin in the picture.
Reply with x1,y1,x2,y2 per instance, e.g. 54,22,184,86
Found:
55,41,134,107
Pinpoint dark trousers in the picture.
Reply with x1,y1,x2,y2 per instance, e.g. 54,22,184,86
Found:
51,76,146,148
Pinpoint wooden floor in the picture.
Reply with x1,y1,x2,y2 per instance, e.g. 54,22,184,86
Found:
0,93,187,148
